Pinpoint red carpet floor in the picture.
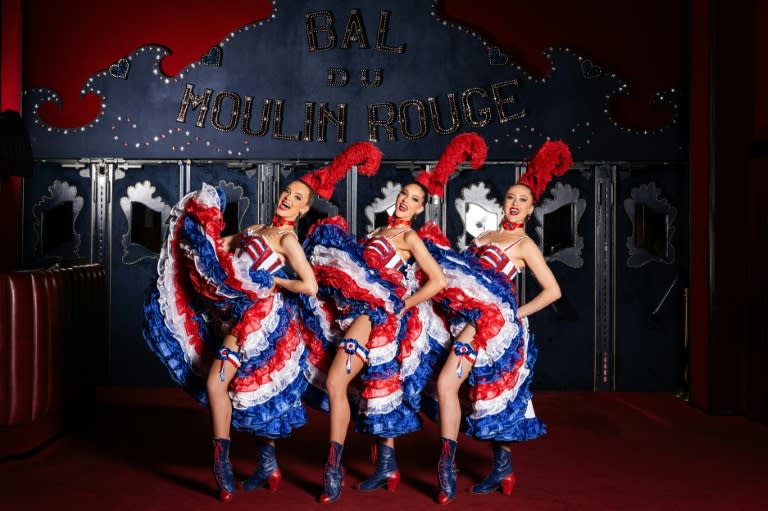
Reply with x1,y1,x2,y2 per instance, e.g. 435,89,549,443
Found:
1,389,767,511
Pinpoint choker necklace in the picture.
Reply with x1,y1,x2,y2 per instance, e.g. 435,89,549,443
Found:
388,216,412,227
271,215,296,228
501,219,525,231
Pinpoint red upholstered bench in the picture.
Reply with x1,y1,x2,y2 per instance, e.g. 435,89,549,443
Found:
0,264,105,458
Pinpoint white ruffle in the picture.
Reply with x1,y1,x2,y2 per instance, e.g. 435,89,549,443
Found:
230,340,305,408
358,388,406,416
469,327,532,419
311,245,397,313
442,266,521,366
367,340,398,366
239,292,284,360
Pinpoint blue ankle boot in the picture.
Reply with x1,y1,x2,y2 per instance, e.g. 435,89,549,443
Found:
358,442,400,492
242,441,281,491
436,437,458,505
470,443,516,495
212,438,236,502
318,441,344,503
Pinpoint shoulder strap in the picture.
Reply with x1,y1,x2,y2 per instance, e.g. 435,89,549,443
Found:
502,235,529,252
386,227,412,241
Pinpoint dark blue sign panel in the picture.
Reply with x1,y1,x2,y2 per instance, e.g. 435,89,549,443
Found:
24,0,682,161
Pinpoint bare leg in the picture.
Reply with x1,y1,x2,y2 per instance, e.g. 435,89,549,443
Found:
206,334,240,439
435,324,477,504
319,315,373,503
436,324,476,440
326,315,372,444
206,334,241,501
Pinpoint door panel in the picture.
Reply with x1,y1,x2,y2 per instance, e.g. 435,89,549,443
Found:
614,164,688,391
525,167,596,390
23,163,92,268
109,163,180,385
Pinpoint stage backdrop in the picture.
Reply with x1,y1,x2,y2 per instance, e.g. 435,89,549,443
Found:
23,0,682,161
19,0,688,392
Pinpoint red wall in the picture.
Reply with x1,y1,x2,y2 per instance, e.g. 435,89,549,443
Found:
0,0,23,272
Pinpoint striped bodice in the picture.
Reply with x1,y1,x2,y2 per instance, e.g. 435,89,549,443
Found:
237,233,284,274
469,237,526,281
364,235,407,272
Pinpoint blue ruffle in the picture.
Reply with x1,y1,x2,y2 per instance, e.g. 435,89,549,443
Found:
415,239,546,443
304,222,404,318
302,381,330,413
231,373,309,438
465,334,545,442
354,402,422,438
143,286,208,406
143,187,311,438
237,296,299,373
402,334,450,410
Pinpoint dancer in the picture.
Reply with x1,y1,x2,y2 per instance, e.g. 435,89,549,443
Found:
143,141,382,502
300,133,487,503
428,140,572,504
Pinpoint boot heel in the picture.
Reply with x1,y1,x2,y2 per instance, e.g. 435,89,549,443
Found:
267,469,282,492
386,470,400,492
500,473,516,496
219,489,234,502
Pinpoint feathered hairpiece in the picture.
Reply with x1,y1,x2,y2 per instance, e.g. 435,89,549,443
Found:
517,140,573,202
415,132,488,198
301,142,383,199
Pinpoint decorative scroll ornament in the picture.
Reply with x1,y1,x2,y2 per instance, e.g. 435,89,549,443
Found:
119,180,171,264
533,182,586,268
454,182,502,250
32,180,84,259
624,182,677,267
217,180,250,233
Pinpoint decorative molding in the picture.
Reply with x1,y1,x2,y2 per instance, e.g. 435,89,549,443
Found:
32,180,84,259
624,182,677,267
454,182,502,250
119,180,171,264
533,182,586,268
364,181,402,233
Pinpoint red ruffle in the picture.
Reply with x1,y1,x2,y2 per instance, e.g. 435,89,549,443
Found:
366,316,399,349
230,320,303,391
436,288,504,349
169,212,204,355
469,348,525,401
397,311,422,363
312,264,387,309
230,296,275,343
361,373,402,399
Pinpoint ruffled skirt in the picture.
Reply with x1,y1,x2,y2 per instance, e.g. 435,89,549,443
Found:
422,234,547,442
300,217,423,437
143,183,307,438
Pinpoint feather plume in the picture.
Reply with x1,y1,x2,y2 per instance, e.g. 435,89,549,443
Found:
415,133,488,197
517,140,573,202
301,142,383,199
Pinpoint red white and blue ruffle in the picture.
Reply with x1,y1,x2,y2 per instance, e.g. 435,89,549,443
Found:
421,232,547,443
143,183,308,438
300,217,425,438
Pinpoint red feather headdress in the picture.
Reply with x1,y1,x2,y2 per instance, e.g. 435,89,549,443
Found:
301,142,383,199
415,132,488,198
517,140,573,202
